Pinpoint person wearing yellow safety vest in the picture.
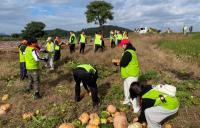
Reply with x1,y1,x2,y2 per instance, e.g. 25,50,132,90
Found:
129,82,179,128
18,38,28,80
68,32,76,53
114,30,118,46
94,31,103,52
78,31,87,54
117,31,123,46
45,37,54,70
110,30,115,48
25,37,47,100
54,36,64,62
122,31,128,40
119,39,141,113
73,64,100,107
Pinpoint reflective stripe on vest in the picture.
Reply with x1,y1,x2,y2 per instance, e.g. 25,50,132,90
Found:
80,34,86,43
117,34,123,40
77,64,96,74
46,42,54,52
19,50,25,62
94,34,101,45
142,89,179,110
69,34,76,44
55,44,60,50
120,49,140,78
25,47,39,70
110,35,114,42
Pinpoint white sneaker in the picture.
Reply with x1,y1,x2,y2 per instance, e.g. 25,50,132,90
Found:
133,106,141,113
50,68,54,70
122,100,131,105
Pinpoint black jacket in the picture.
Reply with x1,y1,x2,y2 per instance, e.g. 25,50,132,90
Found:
120,43,136,67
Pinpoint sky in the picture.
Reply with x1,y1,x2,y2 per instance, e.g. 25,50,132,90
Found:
0,0,200,34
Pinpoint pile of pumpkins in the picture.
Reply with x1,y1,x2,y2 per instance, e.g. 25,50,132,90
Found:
0,94,11,116
59,105,144,128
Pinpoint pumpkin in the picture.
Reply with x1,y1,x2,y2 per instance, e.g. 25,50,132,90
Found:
128,122,142,128
79,112,90,124
112,59,120,66
0,103,11,112
0,109,6,116
89,118,100,126
164,123,172,128
107,117,113,123
113,112,127,128
89,113,99,120
113,112,120,117
100,111,110,119
100,118,107,124
132,117,139,122
59,123,75,128
107,105,116,114
86,124,99,128
22,112,34,120
2,94,9,101
72,119,82,127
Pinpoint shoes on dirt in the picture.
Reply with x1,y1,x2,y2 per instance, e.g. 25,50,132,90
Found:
50,67,54,70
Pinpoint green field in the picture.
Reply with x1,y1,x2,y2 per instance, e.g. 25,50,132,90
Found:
156,33,200,63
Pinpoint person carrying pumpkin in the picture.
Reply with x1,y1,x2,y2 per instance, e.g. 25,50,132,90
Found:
129,82,179,128
118,39,141,113
25,37,48,99
73,64,100,107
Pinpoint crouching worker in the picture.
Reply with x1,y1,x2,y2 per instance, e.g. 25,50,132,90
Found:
129,82,179,128
25,38,47,100
73,64,100,107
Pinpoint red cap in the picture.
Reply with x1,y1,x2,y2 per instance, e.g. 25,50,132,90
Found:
119,39,129,47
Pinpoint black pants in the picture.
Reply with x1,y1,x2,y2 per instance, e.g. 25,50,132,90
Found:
20,62,27,80
73,69,100,106
94,44,103,52
54,50,61,61
80,43,85,53
111,40,115,48
69,44,75,53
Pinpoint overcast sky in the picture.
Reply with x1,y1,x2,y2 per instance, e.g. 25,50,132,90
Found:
0,0,200,34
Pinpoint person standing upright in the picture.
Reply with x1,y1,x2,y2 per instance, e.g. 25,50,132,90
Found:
79,31,87,54
18,38,28,80
25,38,47,99
110,30,115,48
68,32,76,53
45,37,55,70
119,39,141,113
94,31,103,52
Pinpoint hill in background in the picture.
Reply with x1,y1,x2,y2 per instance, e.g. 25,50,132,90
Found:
44,25,132,38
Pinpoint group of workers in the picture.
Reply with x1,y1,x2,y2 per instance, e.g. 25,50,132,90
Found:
18,30,179,128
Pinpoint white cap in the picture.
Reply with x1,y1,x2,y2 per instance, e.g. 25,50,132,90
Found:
155,84,176,97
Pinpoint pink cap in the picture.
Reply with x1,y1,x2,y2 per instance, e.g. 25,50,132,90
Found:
119,39,129,47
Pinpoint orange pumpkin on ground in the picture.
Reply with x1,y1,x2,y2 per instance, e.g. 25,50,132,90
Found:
59,123,75,128
113,112,127,128
79,112,90,124
107,105,116,114
0,103,11,112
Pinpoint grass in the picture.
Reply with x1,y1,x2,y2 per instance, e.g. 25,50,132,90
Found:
156,33,200,63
